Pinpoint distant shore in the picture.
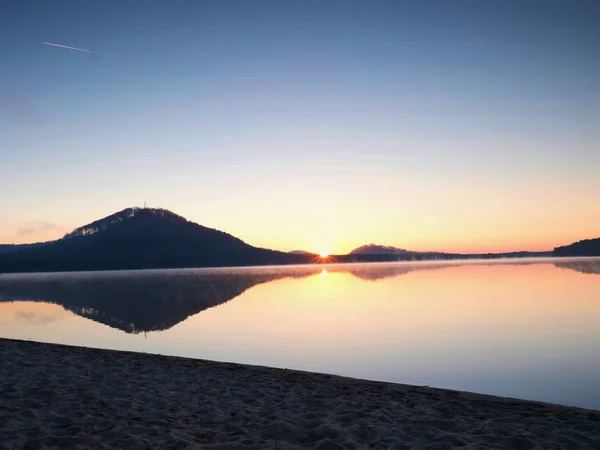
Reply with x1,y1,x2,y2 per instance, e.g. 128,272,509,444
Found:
1,339,598,449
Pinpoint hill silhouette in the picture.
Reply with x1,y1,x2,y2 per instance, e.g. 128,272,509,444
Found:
0,206,572,274
553,238,600,257
348,244,552,261
350,244,411,255
0,207,308,273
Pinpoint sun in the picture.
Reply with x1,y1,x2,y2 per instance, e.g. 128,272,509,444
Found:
319,250,330,259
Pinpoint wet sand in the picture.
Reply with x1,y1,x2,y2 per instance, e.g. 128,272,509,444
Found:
1,338,598,449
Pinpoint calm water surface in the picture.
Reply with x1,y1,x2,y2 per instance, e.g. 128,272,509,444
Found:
0,258,599,410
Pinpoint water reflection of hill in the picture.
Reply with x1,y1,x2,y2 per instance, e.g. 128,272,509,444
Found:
0,265,446,334
0,270,317,334
554,260,600,275
342,260,549,281
0,261,569,334
344,264,450,281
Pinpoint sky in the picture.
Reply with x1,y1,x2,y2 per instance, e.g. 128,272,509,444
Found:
1,0,599,254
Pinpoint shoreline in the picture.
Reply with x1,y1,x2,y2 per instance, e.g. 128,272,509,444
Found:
1,338,599,449
3,255,598,277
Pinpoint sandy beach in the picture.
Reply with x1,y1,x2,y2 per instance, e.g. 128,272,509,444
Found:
1,339,598,449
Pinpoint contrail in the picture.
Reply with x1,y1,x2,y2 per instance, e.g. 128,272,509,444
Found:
43,42,110,56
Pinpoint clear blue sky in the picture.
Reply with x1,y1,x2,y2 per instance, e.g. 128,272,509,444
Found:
1,0,598,253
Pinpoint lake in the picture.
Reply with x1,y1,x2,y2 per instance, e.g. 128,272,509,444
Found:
0,258,599,410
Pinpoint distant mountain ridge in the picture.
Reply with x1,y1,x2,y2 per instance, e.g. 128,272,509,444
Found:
350,244,411,255
0,206,589,274
350,243,554,260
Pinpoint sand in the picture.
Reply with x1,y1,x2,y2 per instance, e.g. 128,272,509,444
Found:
1,339,598,449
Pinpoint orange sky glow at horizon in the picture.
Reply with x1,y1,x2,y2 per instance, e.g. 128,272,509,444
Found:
1,201,598,255
2,1,599,258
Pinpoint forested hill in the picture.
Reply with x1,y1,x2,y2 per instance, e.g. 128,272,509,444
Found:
554,238,600,257
0,207,585,274
0,207,305,273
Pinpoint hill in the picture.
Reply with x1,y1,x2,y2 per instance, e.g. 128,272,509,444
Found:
0,207,308,273
0,207,566,274
345,245,551,262
350,244,411,255
553,238,600,257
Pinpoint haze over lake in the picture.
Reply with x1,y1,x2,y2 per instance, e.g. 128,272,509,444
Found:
1,258,599,410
